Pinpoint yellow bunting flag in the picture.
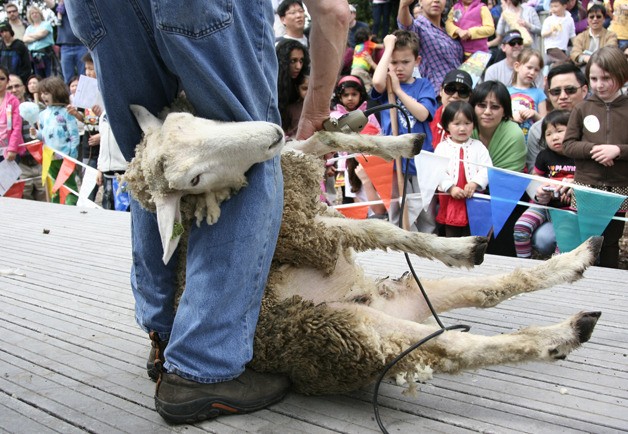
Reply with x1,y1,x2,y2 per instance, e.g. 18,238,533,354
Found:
41,146,54,186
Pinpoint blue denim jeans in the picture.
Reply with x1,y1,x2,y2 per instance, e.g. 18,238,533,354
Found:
59,44,88,84
371,2,391,40
66,0,283,383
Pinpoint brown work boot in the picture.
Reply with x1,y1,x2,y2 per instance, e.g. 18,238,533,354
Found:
155,368,291,424
147,331,168,381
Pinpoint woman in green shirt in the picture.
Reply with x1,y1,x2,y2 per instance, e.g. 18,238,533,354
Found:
470,80,527,256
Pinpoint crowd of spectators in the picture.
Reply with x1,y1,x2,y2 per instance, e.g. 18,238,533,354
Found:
273,0,626,267
1,0,627,268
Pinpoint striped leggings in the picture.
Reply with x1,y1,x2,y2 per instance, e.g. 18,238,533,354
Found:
514,207,549,258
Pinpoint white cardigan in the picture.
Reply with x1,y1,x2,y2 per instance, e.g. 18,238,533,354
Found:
434,137,493,194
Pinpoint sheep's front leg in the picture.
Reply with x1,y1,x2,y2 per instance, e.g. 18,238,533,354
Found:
318,215,488,267
285,131,423,159
367,237,602,323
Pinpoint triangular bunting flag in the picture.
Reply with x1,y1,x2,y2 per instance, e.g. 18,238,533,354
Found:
389,168,424,228
356,155,394,210
548,208,581,253
4,181,25,198
52,158,76,193
25,140,43,164
41,146,54,186
59,184,71,204
77,166,99,208
466,197,493,237
574,189,625,241
487,168,530,237
415,152,449,212
336,204,369,219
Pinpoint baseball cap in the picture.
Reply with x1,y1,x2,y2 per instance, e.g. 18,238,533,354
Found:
442,69,473,89
502,30,523,45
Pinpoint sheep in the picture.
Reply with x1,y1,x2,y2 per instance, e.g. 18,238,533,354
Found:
124,105,602,396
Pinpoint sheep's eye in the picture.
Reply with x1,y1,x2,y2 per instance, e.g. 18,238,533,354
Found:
191,175,200,186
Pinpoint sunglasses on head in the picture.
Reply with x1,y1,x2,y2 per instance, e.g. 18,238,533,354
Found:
548,85,583,96
507,39,524,47
443,84,471,98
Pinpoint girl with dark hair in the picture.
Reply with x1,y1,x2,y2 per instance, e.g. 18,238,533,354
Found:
470,80,527,256
435,101,493,237
329,75,384,210
29,76,80,204
276,39,310,137
514,110,575,258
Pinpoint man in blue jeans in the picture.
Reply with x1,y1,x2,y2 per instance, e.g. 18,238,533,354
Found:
66,0,350,425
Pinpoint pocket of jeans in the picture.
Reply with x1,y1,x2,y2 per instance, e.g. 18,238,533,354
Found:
65,0,106,50
153,0,233,38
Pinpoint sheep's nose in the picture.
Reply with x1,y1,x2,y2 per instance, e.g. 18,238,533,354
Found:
268,127,284,152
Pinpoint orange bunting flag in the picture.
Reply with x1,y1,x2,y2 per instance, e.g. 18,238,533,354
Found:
4,181,25,198
52,158,76,193
59,184,71,204
356,155,394,210
336,204,369,219
25,140,43,164
41,146,54,186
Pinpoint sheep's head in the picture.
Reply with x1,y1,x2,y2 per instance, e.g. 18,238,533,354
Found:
129,105,285,264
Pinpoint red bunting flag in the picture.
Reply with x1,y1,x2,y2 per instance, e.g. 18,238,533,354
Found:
4,181,25,198
336,204,369,219
59,184,71,204
356,155,394,210
52,158,76,193
25,140,43,164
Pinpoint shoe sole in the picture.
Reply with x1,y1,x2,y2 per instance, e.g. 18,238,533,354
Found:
155,391,288,424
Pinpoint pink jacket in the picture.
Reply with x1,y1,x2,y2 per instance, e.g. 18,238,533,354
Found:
1,93,24,157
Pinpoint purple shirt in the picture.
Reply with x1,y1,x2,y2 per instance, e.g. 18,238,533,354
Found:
399,15,464,92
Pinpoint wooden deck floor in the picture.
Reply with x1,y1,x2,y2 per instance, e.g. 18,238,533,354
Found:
1,197,627,433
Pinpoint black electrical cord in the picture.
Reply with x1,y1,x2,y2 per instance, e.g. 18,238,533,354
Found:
363,103,470,434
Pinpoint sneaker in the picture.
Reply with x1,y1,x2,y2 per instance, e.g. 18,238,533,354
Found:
155,368,291,424
147,331,168,381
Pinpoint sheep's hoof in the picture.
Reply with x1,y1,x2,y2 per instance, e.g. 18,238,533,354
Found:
473,236,489,265
576,311,601,343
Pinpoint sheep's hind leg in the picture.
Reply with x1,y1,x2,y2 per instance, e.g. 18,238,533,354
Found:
417,236,603,314
332,303,601,376
318,215,488,267
364,237,602,323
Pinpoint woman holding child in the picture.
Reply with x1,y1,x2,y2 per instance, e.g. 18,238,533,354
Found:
470,80,527,256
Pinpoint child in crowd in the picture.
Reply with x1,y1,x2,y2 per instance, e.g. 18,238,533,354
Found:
541,0,576,64
445,0,495,59
434,101,493,237
351,28,383,92
329,75,382,205
430,69,473,149
371,29,437,233
508,48,547,141
514,110,575,258
563,46,628,268
29,76,80,205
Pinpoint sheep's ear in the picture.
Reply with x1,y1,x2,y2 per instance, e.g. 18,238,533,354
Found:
130,105,163,134
154,192,184,264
